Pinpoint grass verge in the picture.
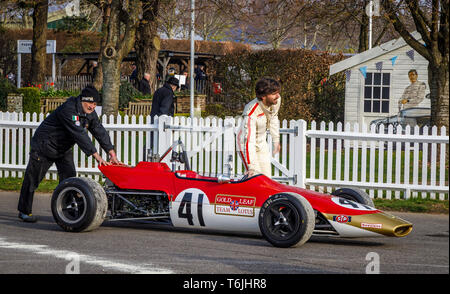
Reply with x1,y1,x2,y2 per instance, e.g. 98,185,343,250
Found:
0,177,447,214
373,198,448,214
0,177,58,193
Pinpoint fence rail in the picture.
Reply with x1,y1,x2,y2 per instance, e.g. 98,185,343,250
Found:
0,111,448,200
305,121,448,200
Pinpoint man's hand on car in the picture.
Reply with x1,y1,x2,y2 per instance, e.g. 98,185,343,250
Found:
93,152,110,166
108,150,127,166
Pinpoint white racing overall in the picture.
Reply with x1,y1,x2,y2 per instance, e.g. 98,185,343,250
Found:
237,97,280,177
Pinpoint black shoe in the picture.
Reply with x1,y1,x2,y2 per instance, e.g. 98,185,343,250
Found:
18,212,38,223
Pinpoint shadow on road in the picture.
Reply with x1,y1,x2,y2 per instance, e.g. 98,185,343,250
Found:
0,213,60,232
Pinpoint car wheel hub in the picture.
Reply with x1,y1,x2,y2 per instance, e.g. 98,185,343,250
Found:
56,187,87,224
266,202,300,240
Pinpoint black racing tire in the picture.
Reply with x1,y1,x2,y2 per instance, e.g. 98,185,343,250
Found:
51,177,107,232
331,188,375,208
259,193,315,248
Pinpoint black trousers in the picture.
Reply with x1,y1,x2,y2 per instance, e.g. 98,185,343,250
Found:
18,149,76,215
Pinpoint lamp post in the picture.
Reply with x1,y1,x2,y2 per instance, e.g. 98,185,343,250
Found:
190,0,195,118
368,0,373,49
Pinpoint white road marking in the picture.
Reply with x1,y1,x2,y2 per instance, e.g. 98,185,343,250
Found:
0,237,173,274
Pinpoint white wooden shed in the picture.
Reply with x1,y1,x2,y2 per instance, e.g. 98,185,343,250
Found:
329,32,430,127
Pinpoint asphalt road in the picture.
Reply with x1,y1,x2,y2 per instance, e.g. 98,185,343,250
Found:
0,191,448,275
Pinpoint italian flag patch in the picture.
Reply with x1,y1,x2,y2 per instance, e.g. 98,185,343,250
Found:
72,115,80,126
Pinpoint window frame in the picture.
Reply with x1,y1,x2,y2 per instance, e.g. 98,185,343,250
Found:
362,71,391,114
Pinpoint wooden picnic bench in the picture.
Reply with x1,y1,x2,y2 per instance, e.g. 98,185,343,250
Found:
40,97,67,114
40,98,153,116
124,100,152,116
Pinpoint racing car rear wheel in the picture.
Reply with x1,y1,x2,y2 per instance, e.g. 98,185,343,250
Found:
331,188,375,208
259,193,314,248
51,177,107,232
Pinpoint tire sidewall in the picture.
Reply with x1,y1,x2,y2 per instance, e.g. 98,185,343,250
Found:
332,188,375,208
259,193,311,248
51,177,97,232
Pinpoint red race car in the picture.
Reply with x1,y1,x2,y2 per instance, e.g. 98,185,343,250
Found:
51,140,413,248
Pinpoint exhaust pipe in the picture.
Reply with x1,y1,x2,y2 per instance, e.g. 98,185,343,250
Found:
393,224,413,237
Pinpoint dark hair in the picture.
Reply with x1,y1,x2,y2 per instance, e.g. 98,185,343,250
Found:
255,78,281,99
408,69,418,75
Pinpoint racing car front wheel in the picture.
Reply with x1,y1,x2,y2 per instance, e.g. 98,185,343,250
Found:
259,193,315,248
51,177,108,232
331,188,375,208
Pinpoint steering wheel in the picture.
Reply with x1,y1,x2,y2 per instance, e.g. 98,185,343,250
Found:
240,173,249,181
158,140,191,170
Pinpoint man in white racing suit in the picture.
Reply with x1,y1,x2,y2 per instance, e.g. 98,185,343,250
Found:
237,78,281,178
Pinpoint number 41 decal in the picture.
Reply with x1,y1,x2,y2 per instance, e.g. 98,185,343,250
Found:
176,189,208,227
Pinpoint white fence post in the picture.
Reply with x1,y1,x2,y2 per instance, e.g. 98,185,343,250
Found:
439,126,447,200
294,119,307,188
158,115,172,165
223,117,235,177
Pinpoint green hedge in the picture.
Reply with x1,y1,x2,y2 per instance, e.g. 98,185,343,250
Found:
18,87,41,114
118,80,152,110
0,81,41,114
203,103,235,118
211,49,346,122
0,78,18,111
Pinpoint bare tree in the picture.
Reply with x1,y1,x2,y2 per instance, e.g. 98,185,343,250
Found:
10,0,49,85
158,0,234,41
243,0,308,49
29,0,48,85
157,0,185,39
316,0,398,53
135,0,160,93
383,0,449,128
88,0,141,115
194,0,234,41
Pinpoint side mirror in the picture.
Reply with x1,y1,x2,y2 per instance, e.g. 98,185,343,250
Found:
217,174,231,184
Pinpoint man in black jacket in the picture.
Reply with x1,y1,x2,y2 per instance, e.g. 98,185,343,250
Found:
138,72,151,94
17,85,121,223
150,77,179,118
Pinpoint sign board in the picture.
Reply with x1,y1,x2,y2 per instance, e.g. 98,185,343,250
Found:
17,40,56,54
16,40,56,88
175,74,186,86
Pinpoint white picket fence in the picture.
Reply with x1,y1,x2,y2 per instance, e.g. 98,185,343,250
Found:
305,121,448,200
0,111,448,200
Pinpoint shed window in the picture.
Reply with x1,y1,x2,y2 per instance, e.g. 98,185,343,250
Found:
363,72,390,113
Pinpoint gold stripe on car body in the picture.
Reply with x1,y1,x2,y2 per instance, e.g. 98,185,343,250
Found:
323,212,413,237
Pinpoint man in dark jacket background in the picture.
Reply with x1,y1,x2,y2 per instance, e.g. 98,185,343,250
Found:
17,85,121,223
150,76,179,118
138,72,151,95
